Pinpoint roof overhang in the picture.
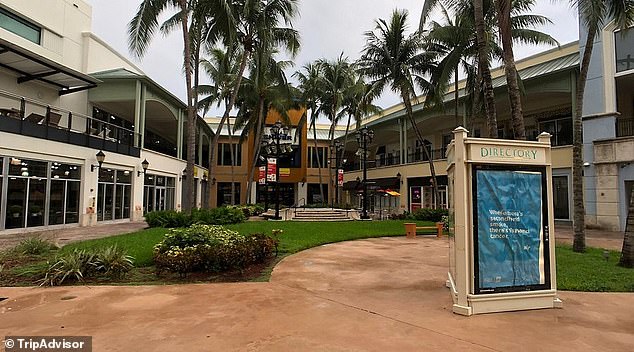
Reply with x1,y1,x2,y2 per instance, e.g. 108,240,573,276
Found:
0,38,99,95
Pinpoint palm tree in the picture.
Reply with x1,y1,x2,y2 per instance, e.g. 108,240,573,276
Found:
421,0,557,132
235,46,296,203
570,0,634,253
473,0,498,137
360,9,441,206
128,0,198,211
294,62,327,205
207,0,300,205
316,55,355,205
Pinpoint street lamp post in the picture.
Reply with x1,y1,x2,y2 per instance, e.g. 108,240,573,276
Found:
330,140,344,208
263,121,292,220
356,126,374,220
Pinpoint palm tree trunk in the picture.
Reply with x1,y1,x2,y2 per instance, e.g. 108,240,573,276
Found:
454,68,459,127
227,113,236,205
473,0,498,138
310,111,325,205
402,91,439,208
496,0,525,140
209,50,250,199
572,26,597,253
619,187,634,267
246,97,266,203
179,0,196,213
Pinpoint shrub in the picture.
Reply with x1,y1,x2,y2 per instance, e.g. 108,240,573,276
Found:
228,204,265,217
153,224,277,274
39,246,135,286
15,237,57,255
145,207,246,228
94,245,134,279
411,208,449,222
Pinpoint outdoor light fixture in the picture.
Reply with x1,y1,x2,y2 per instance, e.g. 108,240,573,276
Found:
211,177,216,185
137,159,150,177
91,150,106,172
356,126,374,219
397,172,402,184
261,120,293,220
583,162,591,167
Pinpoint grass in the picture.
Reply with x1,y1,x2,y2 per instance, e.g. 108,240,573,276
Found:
3,221,633,291
556,245,634,292
61,220,435,268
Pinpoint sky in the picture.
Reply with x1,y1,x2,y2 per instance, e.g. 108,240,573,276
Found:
85,0,579,118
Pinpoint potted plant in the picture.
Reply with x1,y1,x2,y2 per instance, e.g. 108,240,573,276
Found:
9,205,22,218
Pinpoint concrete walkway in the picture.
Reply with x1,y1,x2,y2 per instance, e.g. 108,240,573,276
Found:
1,236,632,351
554,225,625,251
0,221,148,250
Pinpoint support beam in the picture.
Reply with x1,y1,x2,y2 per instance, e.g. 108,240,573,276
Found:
18,70,59,84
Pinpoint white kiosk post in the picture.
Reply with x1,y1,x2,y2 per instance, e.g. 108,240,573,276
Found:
446,127,562,316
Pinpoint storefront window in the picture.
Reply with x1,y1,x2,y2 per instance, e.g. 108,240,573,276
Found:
3,157,81,229
143,174,176,212
217,182,240,206
98,169,131,221
615,27,634,73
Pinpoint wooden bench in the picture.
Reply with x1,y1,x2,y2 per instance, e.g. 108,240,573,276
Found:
404,222,443,238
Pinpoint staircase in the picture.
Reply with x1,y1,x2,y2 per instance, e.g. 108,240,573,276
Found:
292,208,355,222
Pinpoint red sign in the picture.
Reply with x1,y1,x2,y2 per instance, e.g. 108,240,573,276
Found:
337,169,344,186
267,158,277,182
258,166,266,185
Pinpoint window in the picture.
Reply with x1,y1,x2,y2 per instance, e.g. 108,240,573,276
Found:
217,143,242,166
143,174,176,212
539,117,572,146
2,157,80,229
615,27,634,73
308,146,327,168
0,8,41,44
553,175,570,220
98,168,131,221
217,182,240,207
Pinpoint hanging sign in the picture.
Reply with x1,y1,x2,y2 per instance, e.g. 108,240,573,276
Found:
337,169,344,186
267,158,277,182
258,166,266,185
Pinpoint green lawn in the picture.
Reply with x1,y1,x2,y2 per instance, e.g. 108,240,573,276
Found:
556,245,634,292
62,220,436,267
51,221,634,292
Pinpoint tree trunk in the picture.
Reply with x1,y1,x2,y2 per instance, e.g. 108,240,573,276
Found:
496,0,525,140
179,0,196,213
473,0,498,138
572,26,597,252
619,187,634,267
310,110,325,205
402,90,439,207
227,113,236,205
246,98,266,204
454,68,459,127
208,50,250,203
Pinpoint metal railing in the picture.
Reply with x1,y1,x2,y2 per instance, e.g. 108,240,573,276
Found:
0,89,141,156
617,117,634,137
343,148,447,172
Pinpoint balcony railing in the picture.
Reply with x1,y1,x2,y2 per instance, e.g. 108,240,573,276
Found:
0,89,141,157
617,117,634,137
342,148,447,172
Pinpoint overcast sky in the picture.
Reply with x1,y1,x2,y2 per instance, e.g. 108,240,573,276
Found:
85,0,579,118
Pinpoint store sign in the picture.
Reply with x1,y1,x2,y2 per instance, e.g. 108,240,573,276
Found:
262,127,297,144
258,166,266,185
280,168,291,177
267,158,277,182
473,168,548,293
337,169,344,186
469,144,545,164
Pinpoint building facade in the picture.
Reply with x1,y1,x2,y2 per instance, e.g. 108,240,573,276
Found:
0,0,213,234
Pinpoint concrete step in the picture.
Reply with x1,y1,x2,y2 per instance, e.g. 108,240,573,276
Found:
291,218,354,222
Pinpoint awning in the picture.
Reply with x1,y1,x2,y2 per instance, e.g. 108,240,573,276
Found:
0,38,99,95
342,177,400,192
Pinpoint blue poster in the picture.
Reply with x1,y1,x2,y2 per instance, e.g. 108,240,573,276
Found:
476,170,544,290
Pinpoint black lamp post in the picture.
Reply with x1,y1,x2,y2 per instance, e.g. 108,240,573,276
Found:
263,121,292,220
330,140,344,208
356,126,374,219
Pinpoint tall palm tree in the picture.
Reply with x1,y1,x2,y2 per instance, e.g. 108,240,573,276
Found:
360,9,441,206
421,0,557,132
128,0,199,212
208,0,300,205
235,46,296,203
294,62,327,205
570,0,634,253
316,55,355,205
473,0,498,137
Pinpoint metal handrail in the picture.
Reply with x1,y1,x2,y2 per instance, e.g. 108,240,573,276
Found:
294,197,306,217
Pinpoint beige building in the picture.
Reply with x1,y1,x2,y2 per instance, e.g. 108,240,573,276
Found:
0,0,213,234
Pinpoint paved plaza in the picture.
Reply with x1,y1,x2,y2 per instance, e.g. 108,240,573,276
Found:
1,236,632,351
